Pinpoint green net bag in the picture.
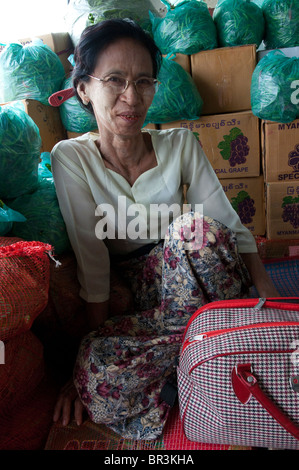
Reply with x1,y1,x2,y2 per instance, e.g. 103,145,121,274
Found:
213,0,265,47
0,200,26,236
144,54,203,125
38,152,53,181
251,50,299,123
0,103,41,200
150,0,218,55
262,0,299,49
59,77,98,133
8,178,71,256
0,39,65,106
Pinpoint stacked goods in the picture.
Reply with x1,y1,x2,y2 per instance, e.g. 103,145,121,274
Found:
213,0,264,48
262,0,299,49
0,38,65,106
150,0,218,55
64,0,162,45
145,54,203,125
251,51,299,124
0,238,58,450
0,103,70,255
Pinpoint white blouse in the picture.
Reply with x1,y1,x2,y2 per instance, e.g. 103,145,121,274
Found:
51,128,257,302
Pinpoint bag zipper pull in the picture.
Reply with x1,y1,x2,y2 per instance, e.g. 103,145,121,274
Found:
254,298,266,309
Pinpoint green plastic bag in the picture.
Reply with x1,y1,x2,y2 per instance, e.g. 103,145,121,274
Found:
213,0,265,47
150,0,217,55
0,102,41,199
251,50,299,123
0,39,65,105
65,0,161,45
262,0,299,49
59,77,98,133
0,200,26,236
145,54,203,125
9,178,71,256
38,152,53,181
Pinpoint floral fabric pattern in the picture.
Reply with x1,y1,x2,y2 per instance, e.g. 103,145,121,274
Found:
74,213,252,440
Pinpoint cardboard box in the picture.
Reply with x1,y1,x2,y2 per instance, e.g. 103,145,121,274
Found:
21,99,67,152
190,45,256,115
0,32,74,75
266,181,299,240
160,111,260,179
255,236,299,259
221,176,266,236
262,119,299,182
163,53,191,73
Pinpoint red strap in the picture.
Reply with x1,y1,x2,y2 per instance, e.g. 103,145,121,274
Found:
232,364,299,441
48,87,75,107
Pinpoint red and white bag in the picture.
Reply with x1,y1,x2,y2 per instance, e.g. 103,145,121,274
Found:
178,297,299,449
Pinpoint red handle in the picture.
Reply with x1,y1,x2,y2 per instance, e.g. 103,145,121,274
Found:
232,363,299,441
48,87,75,107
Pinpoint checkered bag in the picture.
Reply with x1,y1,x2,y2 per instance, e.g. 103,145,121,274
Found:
178,297,299,449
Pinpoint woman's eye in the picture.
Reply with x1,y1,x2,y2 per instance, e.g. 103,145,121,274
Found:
137,78,153,87
107,76,124,85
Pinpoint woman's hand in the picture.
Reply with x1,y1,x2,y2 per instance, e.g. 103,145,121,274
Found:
240,252,281,298
53,379,85,427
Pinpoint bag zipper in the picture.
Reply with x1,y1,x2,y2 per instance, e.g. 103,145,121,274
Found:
182,320,299,354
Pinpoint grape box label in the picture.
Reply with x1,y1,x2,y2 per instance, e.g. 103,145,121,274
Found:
160,111,260,179
221,176,265,235
262,119,299,182
266,181,299,240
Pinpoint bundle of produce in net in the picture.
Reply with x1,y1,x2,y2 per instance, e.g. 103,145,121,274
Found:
213,0,265,47
38,152,53,181
0,239,51,342
0,39,65,105
262,0,299,49
144,54,203,125
0,103,41,199
8,178,71,256
64,0,162,45
0,200,26,236
251,50,299,123
59,77,98,133
150,0,218,55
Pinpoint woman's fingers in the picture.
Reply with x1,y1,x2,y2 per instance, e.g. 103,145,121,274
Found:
53,380,84,426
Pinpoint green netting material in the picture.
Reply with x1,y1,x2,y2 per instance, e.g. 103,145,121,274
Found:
262,0,299,49
0,39,65,105
60,77,98,133
0,102,41,199
213,0,265,47
150,0,217,55
251,50,299,123
145,54,203,125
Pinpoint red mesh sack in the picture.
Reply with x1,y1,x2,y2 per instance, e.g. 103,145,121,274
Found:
0,330,58,450
0,238,52,341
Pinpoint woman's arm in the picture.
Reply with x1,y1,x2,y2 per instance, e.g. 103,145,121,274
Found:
240,252,280,297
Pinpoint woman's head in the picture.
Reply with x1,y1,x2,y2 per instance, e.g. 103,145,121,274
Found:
72,19,162,115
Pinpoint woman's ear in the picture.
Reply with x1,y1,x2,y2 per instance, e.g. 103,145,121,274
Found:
77,81,90,106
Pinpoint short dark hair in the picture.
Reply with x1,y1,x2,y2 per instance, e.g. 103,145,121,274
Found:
72,18,162,114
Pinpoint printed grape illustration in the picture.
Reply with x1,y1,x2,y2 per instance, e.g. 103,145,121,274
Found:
282,196,299,229
288,144,299,171
218,127,249,167
231,190,256,224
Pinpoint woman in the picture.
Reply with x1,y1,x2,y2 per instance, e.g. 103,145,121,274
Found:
51,19,279,439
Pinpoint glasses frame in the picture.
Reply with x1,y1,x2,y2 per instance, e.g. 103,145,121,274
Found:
87,74,160,96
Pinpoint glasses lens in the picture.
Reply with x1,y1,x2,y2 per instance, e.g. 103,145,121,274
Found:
136,78,159,95
105,76,127,93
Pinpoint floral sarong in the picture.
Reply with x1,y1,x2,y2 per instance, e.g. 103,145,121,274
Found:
74,213,252,440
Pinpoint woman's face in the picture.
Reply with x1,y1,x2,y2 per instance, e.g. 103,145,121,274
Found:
78,38,155,139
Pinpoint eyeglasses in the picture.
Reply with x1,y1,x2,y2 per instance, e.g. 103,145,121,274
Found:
87,74,160,96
